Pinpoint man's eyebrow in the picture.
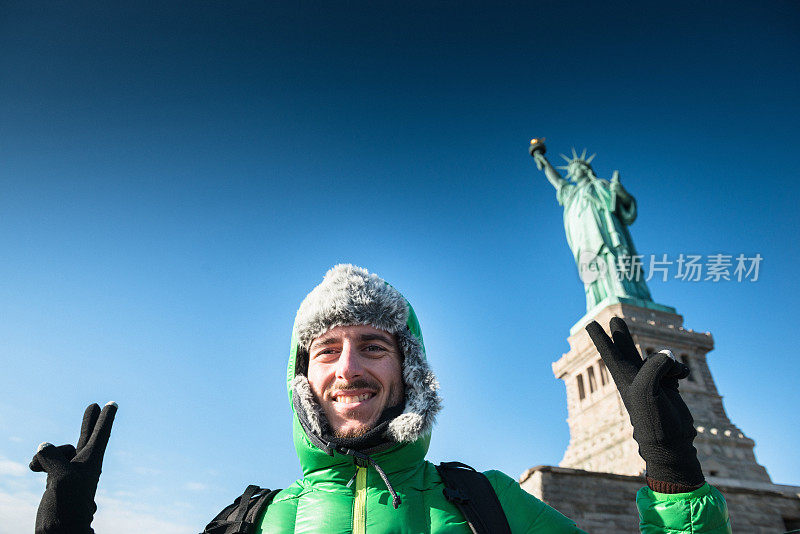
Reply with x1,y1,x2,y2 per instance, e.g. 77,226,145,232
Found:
311,337,339,348
310,333,394,349
359,333,394,344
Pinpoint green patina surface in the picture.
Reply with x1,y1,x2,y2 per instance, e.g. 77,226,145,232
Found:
529,140,674,327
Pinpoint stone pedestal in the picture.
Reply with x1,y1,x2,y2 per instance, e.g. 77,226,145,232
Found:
518,301,800,531
552,302,770,484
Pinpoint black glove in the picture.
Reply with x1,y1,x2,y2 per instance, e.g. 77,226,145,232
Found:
586,318,704,492
30,402,118,534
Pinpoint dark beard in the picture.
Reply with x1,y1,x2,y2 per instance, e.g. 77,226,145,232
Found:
332,396,404,439
334,426,370,439
327,401,406,450
293,381,407,453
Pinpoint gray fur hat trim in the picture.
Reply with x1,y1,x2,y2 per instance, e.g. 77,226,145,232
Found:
292,264,441,443
295,264,409,349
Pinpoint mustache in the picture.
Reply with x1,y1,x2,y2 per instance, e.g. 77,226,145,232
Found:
328,378,380,392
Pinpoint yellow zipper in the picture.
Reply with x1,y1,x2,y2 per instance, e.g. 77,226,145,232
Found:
352,466,367,534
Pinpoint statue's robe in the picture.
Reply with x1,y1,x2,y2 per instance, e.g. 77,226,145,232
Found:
556,177,653,311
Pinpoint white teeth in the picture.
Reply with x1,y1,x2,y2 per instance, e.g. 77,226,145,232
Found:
334,393,373,404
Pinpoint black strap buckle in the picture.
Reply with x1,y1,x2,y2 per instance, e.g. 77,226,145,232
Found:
443,486,470,504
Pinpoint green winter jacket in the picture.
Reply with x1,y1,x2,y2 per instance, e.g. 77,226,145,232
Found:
254,283,731,533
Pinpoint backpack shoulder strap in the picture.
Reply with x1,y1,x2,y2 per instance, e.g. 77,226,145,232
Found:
435,461,512,534
202,485,281,534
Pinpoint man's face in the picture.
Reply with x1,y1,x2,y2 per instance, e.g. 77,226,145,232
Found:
307,324,404,438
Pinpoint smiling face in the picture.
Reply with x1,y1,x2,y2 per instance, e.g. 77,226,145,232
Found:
307,324,404,438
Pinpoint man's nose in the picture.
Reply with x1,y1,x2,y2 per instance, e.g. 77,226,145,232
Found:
335,341,363,379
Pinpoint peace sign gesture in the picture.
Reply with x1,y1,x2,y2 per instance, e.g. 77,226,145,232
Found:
586,318,705,492
30,402,118,534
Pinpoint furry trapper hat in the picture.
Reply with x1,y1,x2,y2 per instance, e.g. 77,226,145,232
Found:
291,264,441,444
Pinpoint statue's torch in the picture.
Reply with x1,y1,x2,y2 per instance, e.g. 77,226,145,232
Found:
528,137,546,157
529,138,547,170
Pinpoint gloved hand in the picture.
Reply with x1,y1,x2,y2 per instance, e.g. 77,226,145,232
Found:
586,318,704,493
30,402,118,534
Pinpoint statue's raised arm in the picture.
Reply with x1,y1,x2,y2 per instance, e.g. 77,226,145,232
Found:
529,138,568,191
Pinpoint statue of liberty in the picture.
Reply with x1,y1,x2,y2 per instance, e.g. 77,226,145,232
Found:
529,138,673,317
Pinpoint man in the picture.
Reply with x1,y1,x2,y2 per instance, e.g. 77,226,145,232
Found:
31,264,731,533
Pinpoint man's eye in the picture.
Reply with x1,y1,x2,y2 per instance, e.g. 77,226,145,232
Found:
365,345,386,352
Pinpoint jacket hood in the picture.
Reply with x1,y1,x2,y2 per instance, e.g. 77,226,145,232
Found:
286,264,441,473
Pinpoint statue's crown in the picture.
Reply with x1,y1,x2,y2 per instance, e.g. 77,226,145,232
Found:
557,148,596,180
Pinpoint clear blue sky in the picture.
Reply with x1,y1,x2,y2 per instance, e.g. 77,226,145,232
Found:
1,1,798,531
